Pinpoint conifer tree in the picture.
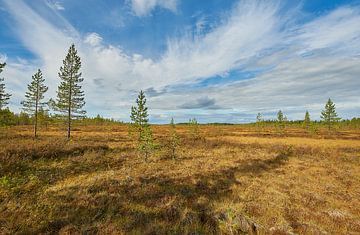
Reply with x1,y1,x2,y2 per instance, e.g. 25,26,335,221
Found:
139,125,155,162
0,62,11,110
189,118,200,140
21,69,48,137
130,90,149,139
303,110,311,129
256,112,263,133
277,110,286,134
130,90,154,161
51,44,86,139
277,110,284,123
168,117,180,160
321,98,340,130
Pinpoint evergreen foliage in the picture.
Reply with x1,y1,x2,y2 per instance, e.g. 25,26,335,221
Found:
188,118,200,140
256,112,263,133
139,125,155,162
0,63,11,110
130,90,149,139
51,44,86,139
321,98,340,130
21,69,48,137
277,110,286,134
130,90,154,161
168,117,180,160
303,110,311,129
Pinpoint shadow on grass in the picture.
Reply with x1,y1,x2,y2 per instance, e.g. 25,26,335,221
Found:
24,152,292,234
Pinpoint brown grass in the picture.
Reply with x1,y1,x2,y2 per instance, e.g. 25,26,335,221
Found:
0,124,359,234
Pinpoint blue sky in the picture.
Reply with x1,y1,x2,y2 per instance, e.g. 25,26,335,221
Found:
0,0,359,123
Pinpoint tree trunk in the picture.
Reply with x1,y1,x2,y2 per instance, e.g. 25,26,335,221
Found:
67,76,72,140
67,109,71,140
34,103,38,138
34,83,39,138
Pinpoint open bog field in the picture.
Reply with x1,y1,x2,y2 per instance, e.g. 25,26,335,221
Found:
1,125,360,234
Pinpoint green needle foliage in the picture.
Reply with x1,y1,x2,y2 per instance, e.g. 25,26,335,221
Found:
321,98,340,130
189,118,200,140
303,110,311,130
0,62,11,110
277,110,286,134
168,117,180,160
130,90,154,161
130,90,149,139
256,112,264,134
139,125,155,162
51,44,86,139
21,69,48,138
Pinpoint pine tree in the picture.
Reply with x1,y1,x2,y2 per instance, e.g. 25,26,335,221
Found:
168,117,180,160
303,110,311,129
256,112,263,133
21,69,48,137
0,62,11,110
130,90,154,161
139,125,155,162
51,44,86,139
321,98,340,130
277,110,284,123
277,110,286,134
130,90,149,140
189,118,200,140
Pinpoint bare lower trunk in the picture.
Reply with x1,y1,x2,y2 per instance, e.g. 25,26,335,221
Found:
67,75,72,140
34,111,37,138
67,110,71,140
34,86,39,138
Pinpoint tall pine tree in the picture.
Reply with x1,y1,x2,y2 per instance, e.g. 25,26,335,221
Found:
0,62,11,110
321,98,340,130
21,69,48,137
52,44,86,139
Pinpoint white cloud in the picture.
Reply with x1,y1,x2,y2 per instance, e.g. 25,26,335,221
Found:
45,0,65,11
2,0,360,122
84,33,103,47
130,0,178,16
296,6,360,53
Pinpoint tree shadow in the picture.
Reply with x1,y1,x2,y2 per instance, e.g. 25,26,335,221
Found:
20,152,292,234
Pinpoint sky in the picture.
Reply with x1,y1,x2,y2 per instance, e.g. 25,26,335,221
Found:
0,0,359,123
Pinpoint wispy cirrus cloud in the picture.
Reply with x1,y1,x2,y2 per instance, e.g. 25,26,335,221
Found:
130,0,178,16
45,0,65,11
1,0,360,122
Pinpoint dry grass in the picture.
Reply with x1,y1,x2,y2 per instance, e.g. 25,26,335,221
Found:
0,124,359,234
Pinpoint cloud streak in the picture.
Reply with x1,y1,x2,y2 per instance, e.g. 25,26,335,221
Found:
1,0,359,122
130,0,178,16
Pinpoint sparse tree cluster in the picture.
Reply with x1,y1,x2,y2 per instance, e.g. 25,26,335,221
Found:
0,41,354,162
0,44,86,138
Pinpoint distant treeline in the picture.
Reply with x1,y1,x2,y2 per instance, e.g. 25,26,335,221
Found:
0,44,358,137
2,106,359,128
0,108,122,127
